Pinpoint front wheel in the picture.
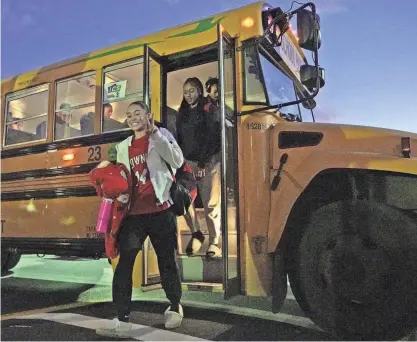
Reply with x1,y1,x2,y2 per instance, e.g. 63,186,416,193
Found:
1,248,22,272
289,200,417,340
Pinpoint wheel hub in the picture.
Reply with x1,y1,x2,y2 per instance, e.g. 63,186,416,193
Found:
319,234,389,304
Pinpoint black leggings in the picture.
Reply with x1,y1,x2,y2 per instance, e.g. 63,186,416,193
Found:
113,209,182,318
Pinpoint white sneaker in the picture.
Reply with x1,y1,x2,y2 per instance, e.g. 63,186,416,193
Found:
96,318,132,338
164,304,184,329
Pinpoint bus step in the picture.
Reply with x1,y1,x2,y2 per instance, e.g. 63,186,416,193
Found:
182,282,223,292
178,231,237,256
177,255,237,283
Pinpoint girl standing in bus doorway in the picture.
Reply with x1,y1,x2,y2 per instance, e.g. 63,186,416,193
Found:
96,101,184,338
176,77,222,259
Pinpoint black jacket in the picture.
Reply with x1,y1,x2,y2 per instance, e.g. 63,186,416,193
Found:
80,112,128,135
36,117,80,140
176,100,220,168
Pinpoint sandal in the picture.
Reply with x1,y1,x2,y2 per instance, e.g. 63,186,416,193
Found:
206,243,222,260
185,231,205,256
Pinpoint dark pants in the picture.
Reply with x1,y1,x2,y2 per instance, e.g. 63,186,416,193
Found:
113,209,182,319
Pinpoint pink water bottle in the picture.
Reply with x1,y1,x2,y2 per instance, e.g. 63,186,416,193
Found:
96,198,114,233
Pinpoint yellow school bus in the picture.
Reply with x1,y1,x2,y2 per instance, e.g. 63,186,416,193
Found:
1,1,417,339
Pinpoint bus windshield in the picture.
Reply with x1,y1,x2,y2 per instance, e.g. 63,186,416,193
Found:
243,45,300,117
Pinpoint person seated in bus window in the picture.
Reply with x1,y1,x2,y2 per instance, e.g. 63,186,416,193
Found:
6,116,37,145
80,103,127,135
10,117,24,131
96,101,184,337
55,103,81,140
79,110,95,135
6,115,24,133
35,120,47,140
103,104,129,132
36,103,80,140
176,77,222,259
5,116,22,144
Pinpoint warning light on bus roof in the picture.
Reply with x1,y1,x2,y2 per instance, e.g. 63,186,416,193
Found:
62,153,75,161
241,16,255,28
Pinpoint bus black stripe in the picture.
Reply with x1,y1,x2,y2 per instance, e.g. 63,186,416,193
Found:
1,238,105,256
1,186,97,202
1,130,132,159
1,163,99,182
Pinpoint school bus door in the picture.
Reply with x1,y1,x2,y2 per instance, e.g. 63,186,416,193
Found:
141,44,164,289
218,25,241,299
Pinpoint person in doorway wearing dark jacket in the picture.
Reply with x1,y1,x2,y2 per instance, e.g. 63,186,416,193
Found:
205,77,219,107
176,77,222,259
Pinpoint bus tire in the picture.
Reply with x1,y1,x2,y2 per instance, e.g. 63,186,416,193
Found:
288,200,417,340
1,248,22,272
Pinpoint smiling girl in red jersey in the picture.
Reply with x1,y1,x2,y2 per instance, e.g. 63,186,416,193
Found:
96,101,184,338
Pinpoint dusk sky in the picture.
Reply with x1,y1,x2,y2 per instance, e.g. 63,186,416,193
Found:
1,0,416,133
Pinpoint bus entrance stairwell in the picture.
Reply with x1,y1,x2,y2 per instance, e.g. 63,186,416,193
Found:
161,35,240,295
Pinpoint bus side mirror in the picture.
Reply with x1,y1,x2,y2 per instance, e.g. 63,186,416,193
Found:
300,65,325,90
297,9,321,51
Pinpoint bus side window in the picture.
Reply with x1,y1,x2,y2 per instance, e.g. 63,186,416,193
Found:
4,85,49,146
54,73,96,140
102,59,144,133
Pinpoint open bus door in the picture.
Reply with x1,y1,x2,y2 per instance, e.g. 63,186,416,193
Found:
141,44,165,290
217,25,241,299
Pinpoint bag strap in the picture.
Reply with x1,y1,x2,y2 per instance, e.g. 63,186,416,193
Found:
165,161,173,175
164,160,177,183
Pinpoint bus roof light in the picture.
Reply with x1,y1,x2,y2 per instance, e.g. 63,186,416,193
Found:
241,16,255,28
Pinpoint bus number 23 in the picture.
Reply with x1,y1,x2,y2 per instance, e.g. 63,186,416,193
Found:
88,146,102,162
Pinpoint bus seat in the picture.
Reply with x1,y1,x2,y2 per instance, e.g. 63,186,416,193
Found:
5,127,37,145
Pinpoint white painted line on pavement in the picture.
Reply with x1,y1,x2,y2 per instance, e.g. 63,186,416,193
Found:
126,296,320,332
19,312,209,341
1,302,91,321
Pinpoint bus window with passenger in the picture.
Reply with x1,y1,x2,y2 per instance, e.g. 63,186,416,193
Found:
102,59,144,133
52,73,96,140
4,84,49,146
